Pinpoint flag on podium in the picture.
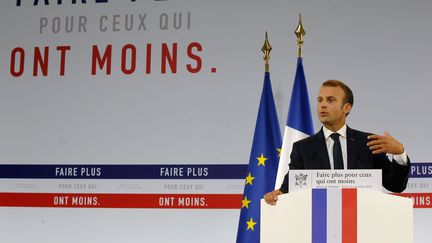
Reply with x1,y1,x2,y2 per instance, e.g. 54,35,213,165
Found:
236,71,282,243
274,57,314,190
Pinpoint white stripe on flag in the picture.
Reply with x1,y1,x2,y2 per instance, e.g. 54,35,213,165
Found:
275,126,309,189
327,189,342,243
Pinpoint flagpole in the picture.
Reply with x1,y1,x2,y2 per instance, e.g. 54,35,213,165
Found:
262,31,272,72
274,14,314,190
295,14,305,58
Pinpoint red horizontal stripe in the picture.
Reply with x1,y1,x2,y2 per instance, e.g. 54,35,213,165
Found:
392,193,432,208
0,193,242,209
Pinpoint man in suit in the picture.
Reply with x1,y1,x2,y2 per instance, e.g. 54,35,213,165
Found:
264,80,409,205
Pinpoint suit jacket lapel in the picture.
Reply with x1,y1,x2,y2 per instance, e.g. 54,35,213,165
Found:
346,126,359,169
316,128,331,169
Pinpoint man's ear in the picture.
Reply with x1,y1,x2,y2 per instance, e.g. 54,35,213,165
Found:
343,103,352,115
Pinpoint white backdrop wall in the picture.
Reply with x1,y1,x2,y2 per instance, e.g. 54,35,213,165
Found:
0,1,431,243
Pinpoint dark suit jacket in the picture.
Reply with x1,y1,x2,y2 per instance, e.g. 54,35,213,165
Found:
280,126,410,193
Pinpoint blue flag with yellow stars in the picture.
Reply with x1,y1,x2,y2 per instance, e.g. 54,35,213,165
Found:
236,72,282,243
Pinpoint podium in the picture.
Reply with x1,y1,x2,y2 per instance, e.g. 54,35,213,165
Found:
261,188,412,243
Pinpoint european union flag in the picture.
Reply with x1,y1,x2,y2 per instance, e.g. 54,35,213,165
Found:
236,72,282,243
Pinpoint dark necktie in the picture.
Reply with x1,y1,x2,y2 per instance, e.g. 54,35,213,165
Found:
330,133,344,169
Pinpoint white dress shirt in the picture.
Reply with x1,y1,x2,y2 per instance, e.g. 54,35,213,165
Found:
323,124,408,169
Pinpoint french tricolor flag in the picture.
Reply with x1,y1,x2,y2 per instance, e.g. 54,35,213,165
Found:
312,188,357,243
275,57,314,190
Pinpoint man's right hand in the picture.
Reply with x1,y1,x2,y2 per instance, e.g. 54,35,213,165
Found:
264,189,282,205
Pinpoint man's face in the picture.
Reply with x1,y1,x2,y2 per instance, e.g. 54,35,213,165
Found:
317,85,352,130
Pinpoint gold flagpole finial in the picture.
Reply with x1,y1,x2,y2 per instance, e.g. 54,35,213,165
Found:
262,31,272,72
295,14,306,58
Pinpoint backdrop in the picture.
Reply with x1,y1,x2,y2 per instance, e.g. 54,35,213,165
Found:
0,0,431,242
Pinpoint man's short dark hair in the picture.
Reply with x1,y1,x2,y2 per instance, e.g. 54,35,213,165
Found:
322,80,354,106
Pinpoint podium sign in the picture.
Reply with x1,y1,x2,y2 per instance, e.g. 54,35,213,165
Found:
288,169,382,192
261,188,413,243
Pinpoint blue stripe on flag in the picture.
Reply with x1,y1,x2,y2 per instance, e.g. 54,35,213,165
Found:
312,188,327,243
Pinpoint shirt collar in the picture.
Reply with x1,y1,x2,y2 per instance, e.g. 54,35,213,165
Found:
323,124,347,140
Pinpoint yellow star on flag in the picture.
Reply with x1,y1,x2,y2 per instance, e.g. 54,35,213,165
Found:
257,153,268,166
246,217,257,231
241,196,251,209
277,148,282,157
245,172,255,185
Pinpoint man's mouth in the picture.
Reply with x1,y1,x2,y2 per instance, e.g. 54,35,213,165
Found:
320,112,328,117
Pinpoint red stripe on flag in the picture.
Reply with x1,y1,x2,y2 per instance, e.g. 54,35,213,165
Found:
342,188,357,243
392,192,432,208
0,193,242,209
